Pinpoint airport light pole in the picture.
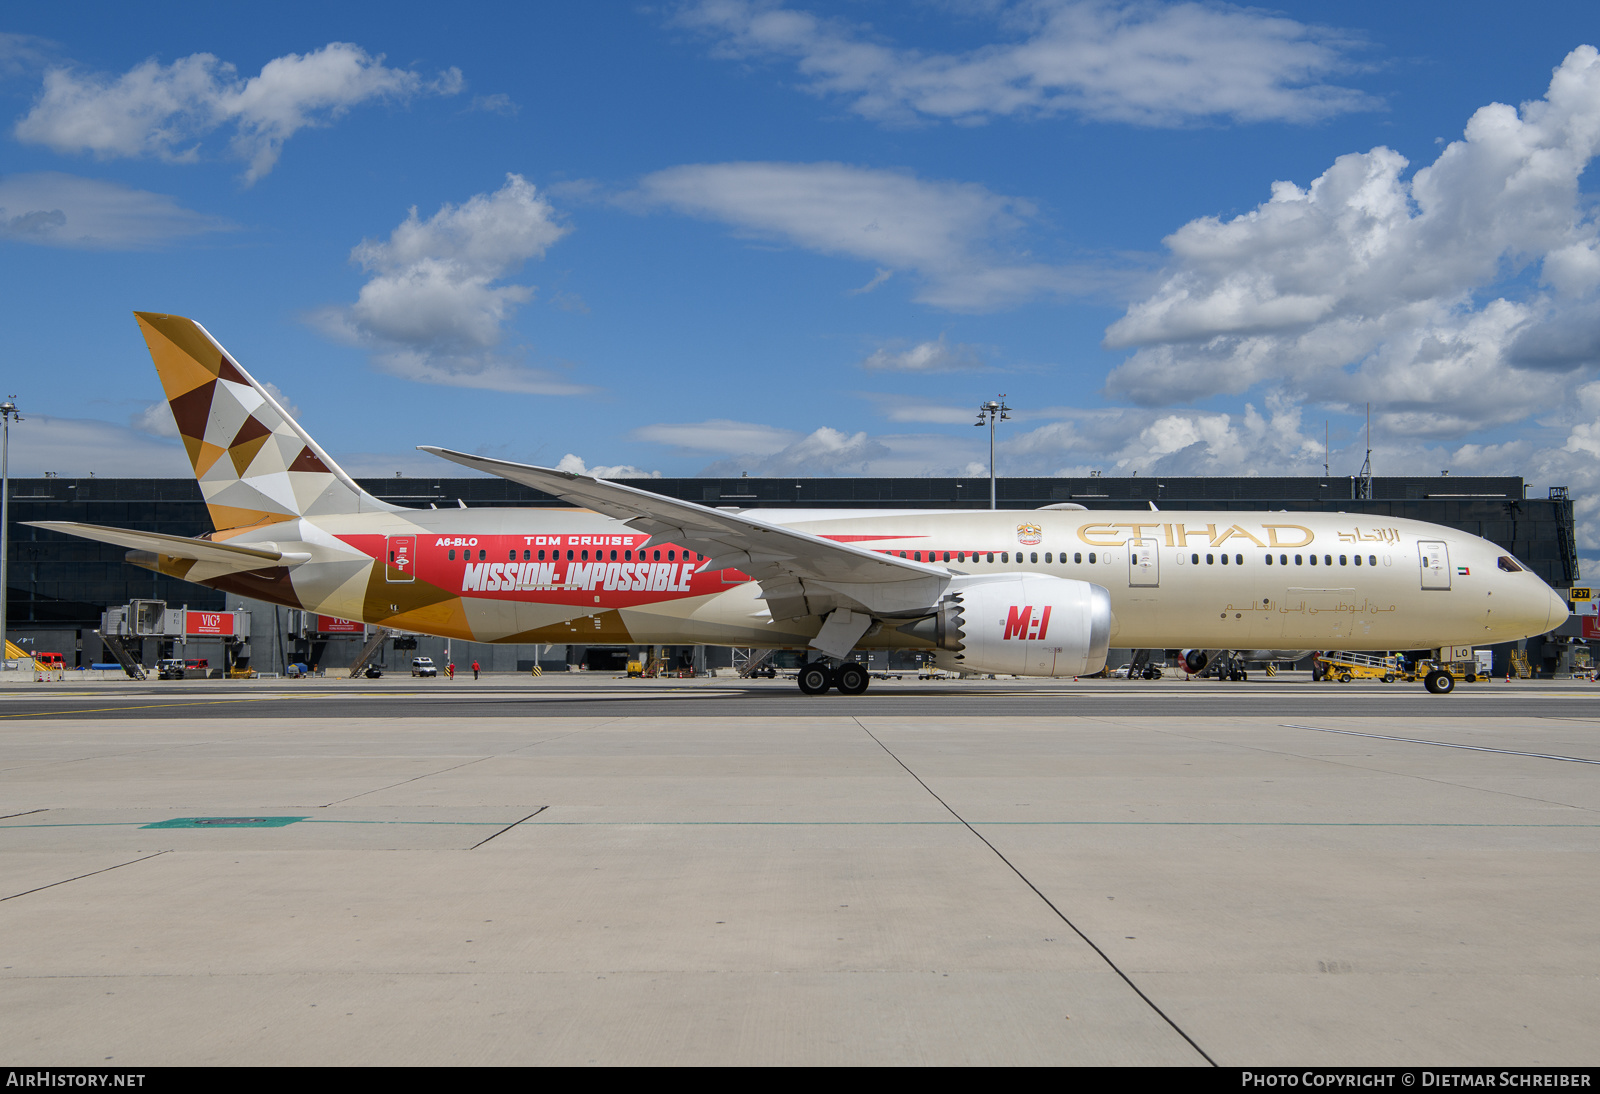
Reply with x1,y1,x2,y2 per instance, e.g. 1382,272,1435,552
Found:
974,395,1011,510
0,399,21,654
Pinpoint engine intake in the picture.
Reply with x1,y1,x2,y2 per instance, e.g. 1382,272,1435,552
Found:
904,575,1110,677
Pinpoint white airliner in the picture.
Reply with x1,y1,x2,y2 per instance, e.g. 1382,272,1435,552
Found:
32,314,1570,696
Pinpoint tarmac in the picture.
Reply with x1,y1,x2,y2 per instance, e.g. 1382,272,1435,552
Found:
2,671,1598,1065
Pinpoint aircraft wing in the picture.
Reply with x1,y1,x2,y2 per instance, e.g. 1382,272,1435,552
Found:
418,447,951,620
26,521,307,570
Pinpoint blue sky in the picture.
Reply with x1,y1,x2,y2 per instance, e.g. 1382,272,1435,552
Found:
6,1,1600,558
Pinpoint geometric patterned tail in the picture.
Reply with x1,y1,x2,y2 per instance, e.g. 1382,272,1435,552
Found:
134,312,397,532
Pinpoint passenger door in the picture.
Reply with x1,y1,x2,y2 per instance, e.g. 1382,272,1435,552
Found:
1418,541,1450,590
387,535,416,583
1128,539,1159,588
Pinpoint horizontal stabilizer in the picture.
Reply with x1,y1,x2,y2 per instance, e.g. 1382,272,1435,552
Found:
26,521,306,569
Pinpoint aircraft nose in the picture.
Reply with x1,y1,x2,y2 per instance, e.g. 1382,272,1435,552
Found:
1547,585,1570,632
1502,579,1568,641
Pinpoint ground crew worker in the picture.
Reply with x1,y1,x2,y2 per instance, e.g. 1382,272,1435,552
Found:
447,662,455,680
472,660,480,680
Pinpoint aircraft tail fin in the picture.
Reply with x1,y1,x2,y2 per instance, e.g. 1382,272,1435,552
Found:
134,312,397,532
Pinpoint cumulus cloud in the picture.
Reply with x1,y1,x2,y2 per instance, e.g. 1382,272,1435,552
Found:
4,415,190,477
633,418,799,455
629,160,1105,310
676,0,1375,127
0,32,56,80
861,335,984,372
694,427,891,477
313,174,593,395
1102,45,1600,447
555,454,661,479
863,395,980,425
14,42,461,183
468,93,519,117
0,172,230,249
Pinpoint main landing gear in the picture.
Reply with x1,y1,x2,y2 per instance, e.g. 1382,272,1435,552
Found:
796,660,869,696
1422,669,1456,695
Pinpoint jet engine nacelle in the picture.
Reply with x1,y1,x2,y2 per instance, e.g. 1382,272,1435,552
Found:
1181,649,1213,674
918,575,1111,677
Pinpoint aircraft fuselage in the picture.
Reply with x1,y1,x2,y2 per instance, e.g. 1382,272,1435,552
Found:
159,505,1565,654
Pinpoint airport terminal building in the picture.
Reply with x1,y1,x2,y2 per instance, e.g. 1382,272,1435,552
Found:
2,472,1584,677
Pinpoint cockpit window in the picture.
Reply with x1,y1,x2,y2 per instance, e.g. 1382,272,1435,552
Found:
1497,556,1525,573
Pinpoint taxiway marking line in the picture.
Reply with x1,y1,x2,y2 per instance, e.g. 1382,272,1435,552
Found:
1282,723,1600,764
0,696,290,718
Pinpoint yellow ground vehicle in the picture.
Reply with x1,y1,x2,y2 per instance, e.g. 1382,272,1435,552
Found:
1409,659,1483,684
1315,652,1404,683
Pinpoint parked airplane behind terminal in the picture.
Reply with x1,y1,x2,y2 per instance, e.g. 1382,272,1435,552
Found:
31,314,1571,695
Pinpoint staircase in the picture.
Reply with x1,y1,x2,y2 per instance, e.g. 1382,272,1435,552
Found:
734,648,778,678
348,628,393,678
96,631,147,680
1510,650,1532,679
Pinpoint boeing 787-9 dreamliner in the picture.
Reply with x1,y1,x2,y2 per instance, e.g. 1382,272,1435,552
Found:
31,314,1571,696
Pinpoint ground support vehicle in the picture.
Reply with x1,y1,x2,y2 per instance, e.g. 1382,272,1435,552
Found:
1315,652,1403,683
411,657,438,677
1410,658,1482,693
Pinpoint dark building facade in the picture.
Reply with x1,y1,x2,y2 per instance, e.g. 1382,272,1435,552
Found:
3,473,1580,633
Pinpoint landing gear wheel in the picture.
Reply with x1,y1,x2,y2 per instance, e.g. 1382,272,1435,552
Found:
834,663,869,695
1424,669,1456,695
797,664,833,695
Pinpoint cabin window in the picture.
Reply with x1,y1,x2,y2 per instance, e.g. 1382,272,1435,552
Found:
1339,554,1347,566
479,550,487,561
944,552,952,562
1309,554,1317,566
1206,554,1214,565
1044,553,1052,563
1088,552,1096,564
1265,554,1273,565
1001,552,1009,563
1280,554,1288,565
1369,555,1377,567
1235,554,1243,565
1353,554,1362,566
448,549,455,560
1324,555,1332,566
987,552,995,563
1075,552,1083,564
1191,553,1199,565
509,549,516,561
1030,552,1038,563
1295,554,1303,565
652,550,661,561
566,550,573,561
538,550,546,561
